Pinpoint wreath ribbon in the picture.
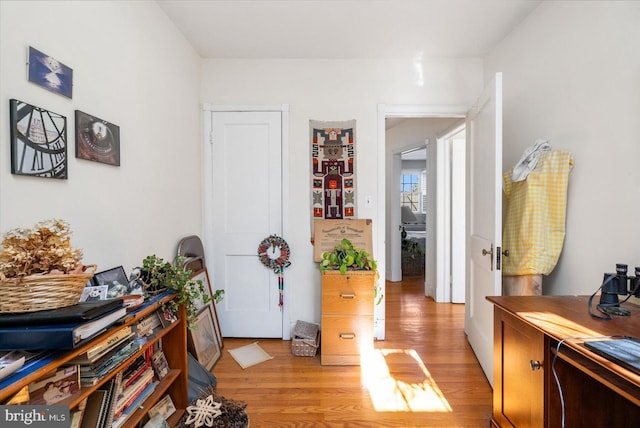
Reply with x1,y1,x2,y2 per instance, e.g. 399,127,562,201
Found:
257,235,291,308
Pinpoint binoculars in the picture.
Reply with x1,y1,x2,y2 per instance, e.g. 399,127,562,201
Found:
600,264,640,305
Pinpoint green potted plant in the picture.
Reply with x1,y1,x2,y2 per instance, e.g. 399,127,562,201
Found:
139,255,218,327
318,238,381,304
319,238,377,274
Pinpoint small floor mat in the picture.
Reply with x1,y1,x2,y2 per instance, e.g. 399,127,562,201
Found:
228,341,274,369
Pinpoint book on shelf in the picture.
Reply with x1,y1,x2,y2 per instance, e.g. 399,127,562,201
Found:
121,347,153,390
119,290,173,324
0,350,59,391
113,366,155,419
79,377,120,428
0,307,127,350
133,311,163,338
69,325,134,365
0,351,26,382
28,365,80,405
112,381,159,428
80,389,107,428
0,298,124,326
148,394,176,420
100,372,123,428
151,349,170,380
80,341,142,387
69,396,88,428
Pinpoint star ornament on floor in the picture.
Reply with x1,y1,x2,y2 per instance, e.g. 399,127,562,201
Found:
185,394,222,427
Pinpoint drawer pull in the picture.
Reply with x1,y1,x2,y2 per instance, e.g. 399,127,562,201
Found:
530,360,542,371
340,293,356,300
339,333,356,340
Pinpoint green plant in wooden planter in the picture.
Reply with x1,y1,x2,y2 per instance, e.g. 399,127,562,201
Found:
319,238,377,274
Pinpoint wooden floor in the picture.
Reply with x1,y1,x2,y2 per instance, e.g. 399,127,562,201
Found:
212,277,493,427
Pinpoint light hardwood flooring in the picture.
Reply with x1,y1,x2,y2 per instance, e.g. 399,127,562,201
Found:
212,277,493,427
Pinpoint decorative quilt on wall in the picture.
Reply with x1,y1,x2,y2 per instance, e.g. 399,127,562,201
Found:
310,120,357,236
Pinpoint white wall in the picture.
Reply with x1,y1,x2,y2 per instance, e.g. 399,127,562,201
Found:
485,1,640,296
0,1,202,274
201,59,483,324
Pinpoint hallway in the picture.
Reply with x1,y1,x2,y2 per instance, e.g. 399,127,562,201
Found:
212,277,493,427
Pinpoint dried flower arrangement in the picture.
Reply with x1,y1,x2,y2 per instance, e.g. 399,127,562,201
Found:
0,219,94,313
0,219,84,278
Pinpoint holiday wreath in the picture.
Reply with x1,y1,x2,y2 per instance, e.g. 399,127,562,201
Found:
257,235,291,307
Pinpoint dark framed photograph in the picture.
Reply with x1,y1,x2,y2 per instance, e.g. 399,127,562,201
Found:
187,305,222,370
9,99,67,179
190,268,223,348
27,46,73,99
75,110,120,166
92,266,130,299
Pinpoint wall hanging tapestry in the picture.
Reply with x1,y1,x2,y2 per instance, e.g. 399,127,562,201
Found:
310,119,357,240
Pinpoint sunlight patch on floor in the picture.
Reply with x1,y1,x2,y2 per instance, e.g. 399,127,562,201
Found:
361,348,452,413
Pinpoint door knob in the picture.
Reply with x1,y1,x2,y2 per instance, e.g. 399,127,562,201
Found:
482,248,493,256
530,360,542,371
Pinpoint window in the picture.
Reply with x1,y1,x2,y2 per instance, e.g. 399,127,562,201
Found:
400,173,420,211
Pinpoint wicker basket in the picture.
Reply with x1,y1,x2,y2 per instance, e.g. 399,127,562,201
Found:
291,320,320,357
0,264,97,313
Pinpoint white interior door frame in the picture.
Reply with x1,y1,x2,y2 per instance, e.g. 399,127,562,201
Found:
435,123,466,303
202,104,291,339
389,142,428,284
378,104,467,307
388,152,402,282
435,133,451,303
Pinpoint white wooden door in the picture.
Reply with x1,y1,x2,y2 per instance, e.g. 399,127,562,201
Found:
209,111,283,338
465,73,503,386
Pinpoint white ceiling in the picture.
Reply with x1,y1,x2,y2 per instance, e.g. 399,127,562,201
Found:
157,0,541,59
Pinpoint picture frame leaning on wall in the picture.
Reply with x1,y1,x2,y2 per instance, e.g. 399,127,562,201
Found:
187,305,221,371
190,268,223,348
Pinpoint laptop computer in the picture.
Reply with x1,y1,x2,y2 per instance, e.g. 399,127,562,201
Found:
583,337,640,375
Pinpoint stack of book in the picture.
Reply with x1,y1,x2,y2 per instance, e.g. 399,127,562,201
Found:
77,347,165,428
70,328,142,387
0,299,127,350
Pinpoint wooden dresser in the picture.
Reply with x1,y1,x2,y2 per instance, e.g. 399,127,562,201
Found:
321,270,374,365
487,295,640,427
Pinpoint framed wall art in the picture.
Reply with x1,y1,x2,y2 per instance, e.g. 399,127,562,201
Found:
9,99,68,179
27,46,73,99
187,305,222,370
190,268,223,348
75,110,120,166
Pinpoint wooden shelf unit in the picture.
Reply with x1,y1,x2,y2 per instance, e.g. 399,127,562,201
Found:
0,294,188,428
488,295,640,428
321,270,374,366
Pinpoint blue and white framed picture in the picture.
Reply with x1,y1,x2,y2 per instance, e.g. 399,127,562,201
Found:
27,46,73,99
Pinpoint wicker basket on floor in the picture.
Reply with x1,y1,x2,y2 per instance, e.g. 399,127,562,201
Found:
0,264,97,313
291,320,320,357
